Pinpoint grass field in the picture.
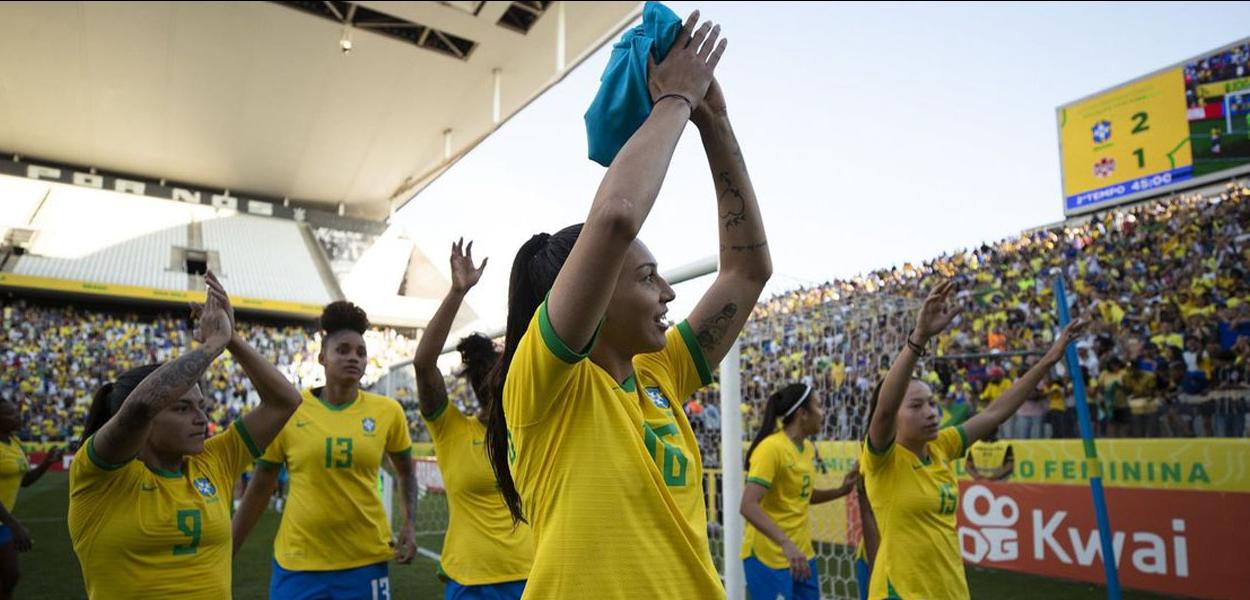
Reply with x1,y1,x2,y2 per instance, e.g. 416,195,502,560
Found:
18,473,1181,599
1189,117,1250,177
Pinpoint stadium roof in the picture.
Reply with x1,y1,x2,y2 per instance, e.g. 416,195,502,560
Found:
0,1,641,221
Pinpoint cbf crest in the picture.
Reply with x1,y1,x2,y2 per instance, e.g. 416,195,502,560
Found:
645,387,670,410
362,417,377,434
193,477,217,497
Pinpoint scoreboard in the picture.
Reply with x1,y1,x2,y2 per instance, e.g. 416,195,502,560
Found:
1058,37,1250,215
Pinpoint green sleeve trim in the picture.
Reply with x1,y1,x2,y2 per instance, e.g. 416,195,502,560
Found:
389,447,414,460
676,320,713,386
422,398,449,422
85,436,130,471
538,299,598,364
865,435,894,457
233,419,262,459
746,476,772,489
955,425,969,457
254,458,282,469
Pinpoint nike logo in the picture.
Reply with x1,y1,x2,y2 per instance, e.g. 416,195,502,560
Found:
141,483,158,492
295,421,310,428
471,440,484,446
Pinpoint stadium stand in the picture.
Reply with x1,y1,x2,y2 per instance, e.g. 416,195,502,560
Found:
201,214,332,305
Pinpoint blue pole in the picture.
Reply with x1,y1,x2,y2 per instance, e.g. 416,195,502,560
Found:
1054,276,1122,600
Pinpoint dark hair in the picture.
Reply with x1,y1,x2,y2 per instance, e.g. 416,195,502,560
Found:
320,301,369,337
456,333,500,406
745,383,813,469
83,364,163,439
485,224,583,525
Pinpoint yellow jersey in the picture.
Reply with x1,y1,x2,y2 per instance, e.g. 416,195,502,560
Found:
68,420,261,600
503,302,721,599
862,426,970,600
424,400,533,585
740,430,816,568
258,388,412,571
0,437,29,511
967,440,1012,479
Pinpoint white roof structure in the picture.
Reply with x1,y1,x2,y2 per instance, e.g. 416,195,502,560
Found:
0,1,642,220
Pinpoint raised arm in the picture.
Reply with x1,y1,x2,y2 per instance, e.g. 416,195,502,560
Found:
547,11,725,350
196,272,302,451
962,320,1086,443
91,282,232,465
684,78,772,366
868,281,961,451
413,239,487,417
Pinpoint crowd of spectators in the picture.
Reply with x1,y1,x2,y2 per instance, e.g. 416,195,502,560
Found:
0,301,415,443
5,182,1249,449
686,181,1250,455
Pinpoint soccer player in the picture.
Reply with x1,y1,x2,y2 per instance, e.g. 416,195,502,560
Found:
232,300,418,600
739,382,859,600
68,272,302,599
0,400,62,599
482,12,761,598
412,239,532,599
861,280,1085,599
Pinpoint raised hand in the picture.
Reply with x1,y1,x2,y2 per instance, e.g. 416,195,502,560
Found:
914,280,962,341
192,276,233,351
191,271,236,347
1041,318,1089,365
692,77,727,127
647,10,727,112
449,238,488,294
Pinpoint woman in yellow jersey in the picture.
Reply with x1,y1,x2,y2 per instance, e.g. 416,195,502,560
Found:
0,400,63,599
862,280,1085,600
739,382,859,600
232,300,418,600
68,272,302,599
413,239,532,600
483,11,768,599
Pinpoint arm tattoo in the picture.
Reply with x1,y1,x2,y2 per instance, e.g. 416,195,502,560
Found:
399,462,419,521
717,171,748,228
721,241,769,253
695,303,739,355
117,346,216,426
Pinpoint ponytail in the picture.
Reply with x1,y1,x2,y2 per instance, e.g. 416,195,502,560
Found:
745,382,812,470
83,364,163,439
485,224,583,525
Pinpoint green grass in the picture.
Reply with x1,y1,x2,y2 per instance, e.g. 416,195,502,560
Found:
1188,117,1250,176
18,473,1182,599
18,472,445,599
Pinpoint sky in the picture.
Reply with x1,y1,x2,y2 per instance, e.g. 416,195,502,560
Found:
394,1,1250,334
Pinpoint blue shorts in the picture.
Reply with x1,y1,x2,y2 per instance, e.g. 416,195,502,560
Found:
445,578,526,600
744,555,820,600
270,559,390,600
855,557,870,600
0,525,10,546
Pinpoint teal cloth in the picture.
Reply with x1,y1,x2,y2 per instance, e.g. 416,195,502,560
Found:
584,1,683,167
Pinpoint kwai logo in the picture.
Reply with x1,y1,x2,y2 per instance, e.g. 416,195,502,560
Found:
958,484,1192,578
